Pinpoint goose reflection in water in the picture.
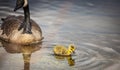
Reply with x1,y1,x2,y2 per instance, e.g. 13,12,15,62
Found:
0,39,42,70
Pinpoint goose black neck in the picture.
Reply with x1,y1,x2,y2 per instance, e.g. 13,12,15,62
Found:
23,4,30,23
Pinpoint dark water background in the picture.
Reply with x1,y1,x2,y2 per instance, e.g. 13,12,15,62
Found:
0,0,120,70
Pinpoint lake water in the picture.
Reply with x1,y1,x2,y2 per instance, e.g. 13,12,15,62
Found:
0,0,120,70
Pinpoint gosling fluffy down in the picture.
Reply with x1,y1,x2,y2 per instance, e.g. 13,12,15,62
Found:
53,44,75,56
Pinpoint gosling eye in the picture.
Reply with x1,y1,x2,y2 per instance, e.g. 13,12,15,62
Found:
70,45,75,49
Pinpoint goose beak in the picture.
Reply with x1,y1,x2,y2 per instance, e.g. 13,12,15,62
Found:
14,0,24,11
14,6,21,11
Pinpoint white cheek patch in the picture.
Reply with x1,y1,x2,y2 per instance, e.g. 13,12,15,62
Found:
23,0,28,7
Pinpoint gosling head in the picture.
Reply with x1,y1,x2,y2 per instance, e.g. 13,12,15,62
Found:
67,44,75,55
14,0,28,11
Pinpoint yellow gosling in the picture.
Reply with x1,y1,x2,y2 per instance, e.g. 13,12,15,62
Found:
53,44,75,56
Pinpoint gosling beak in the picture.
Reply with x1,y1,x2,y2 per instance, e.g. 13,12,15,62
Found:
14,0,24,11
73,51,75,54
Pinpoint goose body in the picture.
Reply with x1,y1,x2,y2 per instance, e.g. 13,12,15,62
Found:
53,44,75,56
0,0,43,45
0,15,43,44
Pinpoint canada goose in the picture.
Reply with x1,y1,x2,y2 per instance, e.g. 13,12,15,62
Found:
53,44,75,56
0,0,43,45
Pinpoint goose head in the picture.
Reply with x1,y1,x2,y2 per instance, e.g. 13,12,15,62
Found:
14,0,28,11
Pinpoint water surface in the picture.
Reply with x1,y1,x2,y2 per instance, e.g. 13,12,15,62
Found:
0,0,120,70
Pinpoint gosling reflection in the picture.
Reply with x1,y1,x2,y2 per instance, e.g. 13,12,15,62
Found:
0,40,42,70
54,55,75,66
